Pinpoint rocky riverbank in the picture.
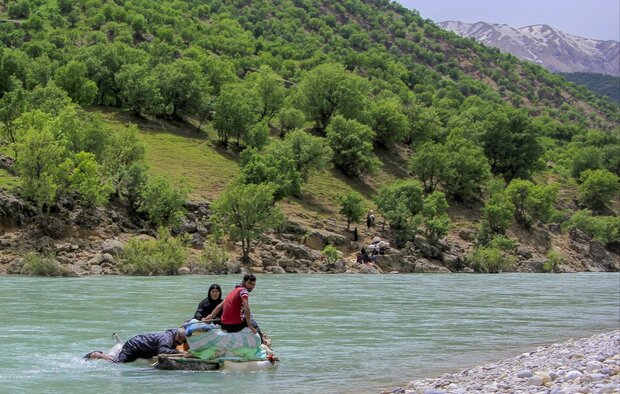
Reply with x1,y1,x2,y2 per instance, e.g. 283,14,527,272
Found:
1,191,619,276
384,331,620,394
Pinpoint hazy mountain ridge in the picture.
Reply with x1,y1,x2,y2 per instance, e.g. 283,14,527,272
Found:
440,21,620,76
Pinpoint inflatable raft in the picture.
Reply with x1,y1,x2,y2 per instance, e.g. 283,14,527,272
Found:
154,320,278,371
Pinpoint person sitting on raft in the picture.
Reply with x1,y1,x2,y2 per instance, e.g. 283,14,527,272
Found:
193,284,223,321
84,328,187,363
205,274,258,335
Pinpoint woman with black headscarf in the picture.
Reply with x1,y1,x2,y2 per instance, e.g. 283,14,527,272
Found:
193,284,223,321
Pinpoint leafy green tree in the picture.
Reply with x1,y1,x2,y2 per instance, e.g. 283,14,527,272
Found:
156,59,210,118
571,146,603,178
210,182,284,263
481,182,515,235
276,107,305,138
213,84,258,147
138,175,188,228
58,151,112,208
28,82,73,116
116,63,164,116
578,169,620,211
505,179,558,229
239,148,302,200
294,63,368,132
245,121,270,150
0,78,28,146
368,97,409,146
409,142,450,193
326,115,379,177
202,17,256,58
270,129,333,182
246,65,286,121
443,134,492,202
13,112,67,215
339,191,365,231
404,104,443,146
104,125,146,194
421,191,450,245
54,60,98,105
376,179,425,245
481,108,543,180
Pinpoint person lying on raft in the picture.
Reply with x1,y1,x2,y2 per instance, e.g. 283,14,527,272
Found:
193,283,223,321
84,328,187,363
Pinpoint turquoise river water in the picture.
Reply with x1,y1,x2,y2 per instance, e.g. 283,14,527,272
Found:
0,273,618,394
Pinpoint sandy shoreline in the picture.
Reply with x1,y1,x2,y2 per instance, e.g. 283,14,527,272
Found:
383,330,620,394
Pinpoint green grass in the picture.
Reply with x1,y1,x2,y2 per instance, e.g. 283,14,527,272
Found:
0,168,20,191
99,110,240,200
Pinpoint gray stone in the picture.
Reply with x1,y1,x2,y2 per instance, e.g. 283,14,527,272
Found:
177,267,191,275
517,369,533,378
268,266,286,274
101,239,124,256
88,254,105,265
564,370,583,380
90,265,103,275
526,375,544,386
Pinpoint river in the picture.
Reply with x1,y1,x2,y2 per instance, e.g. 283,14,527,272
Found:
0,273,618,394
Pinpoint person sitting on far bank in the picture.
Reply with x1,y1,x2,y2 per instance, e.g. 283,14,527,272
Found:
194,284,223,321
84,328,187,363
206,274,258,335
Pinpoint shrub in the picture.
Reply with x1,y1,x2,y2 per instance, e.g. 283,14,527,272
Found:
119,228,189,275
321,244,341,263
194,239,230,274
467,246,516,273
20,252,63,277
563,210,620,246
543,250,564,273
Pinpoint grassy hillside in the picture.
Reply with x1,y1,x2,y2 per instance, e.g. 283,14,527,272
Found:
0,0,618,263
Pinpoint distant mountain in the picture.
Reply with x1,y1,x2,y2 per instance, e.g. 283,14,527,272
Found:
439,21,620,76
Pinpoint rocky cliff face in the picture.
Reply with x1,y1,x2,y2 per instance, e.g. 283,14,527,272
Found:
440,21,620,76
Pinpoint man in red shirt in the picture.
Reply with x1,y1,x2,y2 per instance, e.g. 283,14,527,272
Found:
206,274,257,334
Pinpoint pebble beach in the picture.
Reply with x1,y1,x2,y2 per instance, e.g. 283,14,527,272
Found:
384,330,620,394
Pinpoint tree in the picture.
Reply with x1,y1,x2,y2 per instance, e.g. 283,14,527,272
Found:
58,151,112,208
481,183,515,235
480,108,543,180
505,179,558,229
294,63,368,132
210,182,284,263
404,103,442,146
376,179,425,245
0,78,28,146
156,59,211,118
421,191,450,245
443,134,491,202
271,129,333,182
368,97,409,146
246,65,286,121
409,142,450,194
239,148,302,200
138,175,188,228
213,84,258,147
276,107,305,138
116,63,164,116
13,113,66,216
339,191,365,231
571,146,603,179
326,115,379,177
54,60,98,105
579,169,620,212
